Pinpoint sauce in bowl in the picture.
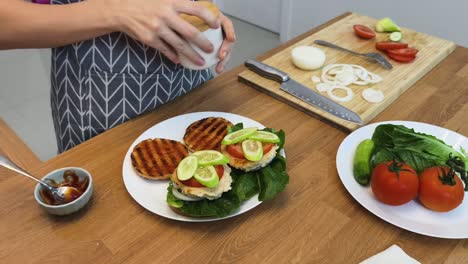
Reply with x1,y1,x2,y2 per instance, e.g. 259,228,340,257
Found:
39,170,89,205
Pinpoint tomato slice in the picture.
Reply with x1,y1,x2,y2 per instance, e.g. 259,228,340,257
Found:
262,143,274,155
387,48,419,57
353,25,375,39
214,165,224,177
226,142,275,160
226,144,245,159
180,165,224,188
387,52,416,63
375,41,408,51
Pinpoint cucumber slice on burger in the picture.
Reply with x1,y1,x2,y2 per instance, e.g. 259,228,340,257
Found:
194,166,219,188
248,131,280,143
177,156,198,181
192,150,228,166
242,140,263,161
222,127,257,145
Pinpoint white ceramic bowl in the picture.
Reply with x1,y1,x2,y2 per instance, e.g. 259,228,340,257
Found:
179,27,223,70
34,167,93,216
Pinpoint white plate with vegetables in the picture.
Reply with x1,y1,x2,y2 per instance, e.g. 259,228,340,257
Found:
123,112,287,222
336,121,468,238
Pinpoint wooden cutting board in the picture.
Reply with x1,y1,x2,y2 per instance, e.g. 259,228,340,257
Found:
238,13,456,131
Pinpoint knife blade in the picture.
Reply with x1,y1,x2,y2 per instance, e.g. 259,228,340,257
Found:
244,60,363,124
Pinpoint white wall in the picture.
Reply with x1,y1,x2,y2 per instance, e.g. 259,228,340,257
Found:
215,0,282,33
285,0,468,47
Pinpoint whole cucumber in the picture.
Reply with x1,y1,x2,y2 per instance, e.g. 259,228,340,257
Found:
353,139,375,185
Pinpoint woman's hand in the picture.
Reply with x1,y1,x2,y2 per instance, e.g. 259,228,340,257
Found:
215,14,236,74
106,0,221,66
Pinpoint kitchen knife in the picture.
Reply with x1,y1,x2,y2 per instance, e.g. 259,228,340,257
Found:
245,60,363,124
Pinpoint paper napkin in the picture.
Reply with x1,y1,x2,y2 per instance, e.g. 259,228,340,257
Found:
359,245,420,264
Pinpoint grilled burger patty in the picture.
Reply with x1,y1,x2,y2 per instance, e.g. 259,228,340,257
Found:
183,117,233,152
131,138,189,180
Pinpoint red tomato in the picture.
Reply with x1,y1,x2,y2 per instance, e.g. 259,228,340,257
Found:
387,48,419,57
419,166,464,212
180,165,224,188
375,41,408,51
226,142,274,160
386,53,416,63
353,25,376,39
371,161,419,206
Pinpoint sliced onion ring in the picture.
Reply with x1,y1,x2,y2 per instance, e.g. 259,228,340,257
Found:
327,85,353,102
311,76,321,83
362,88,384,103
172,186,203,201
316,82,332,92
321,63,381,86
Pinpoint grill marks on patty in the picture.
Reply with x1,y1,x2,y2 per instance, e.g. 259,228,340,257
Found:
131,117,232,180
131,139,188,180
184,117,233,151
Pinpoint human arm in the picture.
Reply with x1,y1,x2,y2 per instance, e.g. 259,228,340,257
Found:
0,0,220,65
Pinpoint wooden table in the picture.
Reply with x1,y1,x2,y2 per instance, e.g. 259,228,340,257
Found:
1,13,468,263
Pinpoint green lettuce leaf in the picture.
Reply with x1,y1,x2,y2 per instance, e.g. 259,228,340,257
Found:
371,124,467,175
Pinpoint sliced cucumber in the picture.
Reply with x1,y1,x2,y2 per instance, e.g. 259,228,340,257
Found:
375,17,400,32
248,131,280,143
194,166,219,188
177,156,198,181
222,127,258,145
389,32,402,42
242,140,263,161
192,150,228,166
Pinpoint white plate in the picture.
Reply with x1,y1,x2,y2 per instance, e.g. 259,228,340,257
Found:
123,112,279,222
336,121,468,239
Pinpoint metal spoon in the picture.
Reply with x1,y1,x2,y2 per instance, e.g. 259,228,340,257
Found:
0,155,81,203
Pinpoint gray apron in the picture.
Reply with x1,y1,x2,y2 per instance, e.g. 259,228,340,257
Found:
50,0,213,153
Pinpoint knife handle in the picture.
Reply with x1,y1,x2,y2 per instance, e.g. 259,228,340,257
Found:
245,60,289,83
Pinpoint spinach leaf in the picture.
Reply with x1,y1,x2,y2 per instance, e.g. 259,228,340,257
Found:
178,190,241,218
166,183,184,208
230,169,259,202
227,123,244,134
258,155,289,201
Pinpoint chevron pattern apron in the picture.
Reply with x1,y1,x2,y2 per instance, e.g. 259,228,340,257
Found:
50,0,213,153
